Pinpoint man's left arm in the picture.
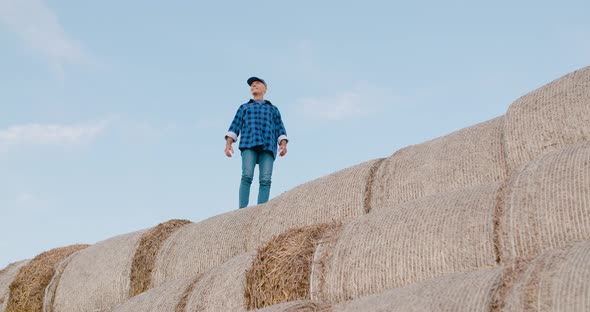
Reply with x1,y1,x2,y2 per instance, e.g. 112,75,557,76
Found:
275,108,288,157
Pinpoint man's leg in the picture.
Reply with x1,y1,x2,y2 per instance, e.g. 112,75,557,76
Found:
257,151,275,205
239,149,256,208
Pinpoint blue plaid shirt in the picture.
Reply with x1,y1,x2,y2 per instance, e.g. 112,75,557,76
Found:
225,99,288,159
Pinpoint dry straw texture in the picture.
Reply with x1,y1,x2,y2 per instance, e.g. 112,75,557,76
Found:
332,267,503,312
322,184,499,303
184,251,256,312
246,223,341,309
129,219,191,297
0,261,30,311
111,277,196,312
503,241,590,311
370,117,507,211
151,206,262,288
247,160,380,249
5,244,88,312
498,142,590,263
254,300,332,312
504,66,590,172
47,230,147,312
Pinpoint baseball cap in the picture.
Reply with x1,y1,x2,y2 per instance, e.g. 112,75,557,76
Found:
247,76,267,86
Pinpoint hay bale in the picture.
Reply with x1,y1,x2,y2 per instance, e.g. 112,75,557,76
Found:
247,159,383,249
246,223,342,309
184,252,256,312
502,241,590,311
322,183,499,303
111,277,197,312
310,223,342,303
0,260,30,311
504,66,590,172
151,206,263,288
370,116,507,211
5,244,88,312
47,230,147,312
43,253,77,312
498,142,590,262
129,219,191,297
254,300,332,312
332,267,503,312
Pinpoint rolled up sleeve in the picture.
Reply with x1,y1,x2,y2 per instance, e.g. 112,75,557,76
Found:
275,108,288,144
225,106,244,142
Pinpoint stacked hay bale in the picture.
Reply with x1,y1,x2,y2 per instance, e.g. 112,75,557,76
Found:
149,160,383,289
497,142,590,263
182,252,255,312
44,230,147,312
0,261,29,311
5,245,88,312
246,224,342,309
114,252,258,312
247,159,383,248
499,241,590,311
504,66,590,172
244,140,590,306
317,184,500,302
253,300,332,312
150,207,262,288
2,66,589,311
332,268,503,312
129,219,191,296
369,116,507,211
44,219,190,312
110,277,197,312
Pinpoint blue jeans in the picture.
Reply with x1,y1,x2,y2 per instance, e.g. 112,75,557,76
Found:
239,148,274,208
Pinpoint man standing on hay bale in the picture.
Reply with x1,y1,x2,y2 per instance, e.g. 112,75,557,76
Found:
225,77,289,208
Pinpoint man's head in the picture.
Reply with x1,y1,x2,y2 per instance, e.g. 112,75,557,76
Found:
247,77,267,98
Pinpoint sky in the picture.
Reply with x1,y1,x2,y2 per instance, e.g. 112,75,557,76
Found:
1,0,589,267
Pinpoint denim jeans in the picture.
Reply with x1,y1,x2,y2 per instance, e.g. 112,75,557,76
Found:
239,148,274,208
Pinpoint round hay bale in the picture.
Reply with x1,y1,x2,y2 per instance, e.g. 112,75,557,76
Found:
43,253,77,312
370,116,507,211
0,260,30,311
504,66,590,172
111,277,198,312
246,223,342,310
322,183,500,303
129,219,191,297
184,251,256,312
332,267,503,312
5,244,88,312
253,300,332,312
310,223,342,303
151,206,263,288
502,241,590,311
47,230,147,312
247,159,383,250
498,142,590,262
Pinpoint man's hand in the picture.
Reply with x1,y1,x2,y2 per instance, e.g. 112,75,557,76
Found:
225,143,234,157
279,142,287,157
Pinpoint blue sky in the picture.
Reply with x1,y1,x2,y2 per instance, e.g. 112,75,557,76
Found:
1,0,588,267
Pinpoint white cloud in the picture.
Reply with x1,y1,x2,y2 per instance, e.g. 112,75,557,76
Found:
0,120,109,148
0,0,91,79
298,86,399,121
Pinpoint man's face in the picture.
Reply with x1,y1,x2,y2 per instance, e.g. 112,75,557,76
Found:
250,81,267,96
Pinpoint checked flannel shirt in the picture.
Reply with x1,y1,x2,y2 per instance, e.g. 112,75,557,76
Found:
225,99,288,159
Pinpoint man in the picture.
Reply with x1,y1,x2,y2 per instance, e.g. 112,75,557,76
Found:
225,77,288,208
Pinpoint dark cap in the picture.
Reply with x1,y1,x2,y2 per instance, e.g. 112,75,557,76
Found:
247,76,267,87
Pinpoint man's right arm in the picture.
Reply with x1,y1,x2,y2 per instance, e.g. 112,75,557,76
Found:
225,137,234,157
225,106,243,157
